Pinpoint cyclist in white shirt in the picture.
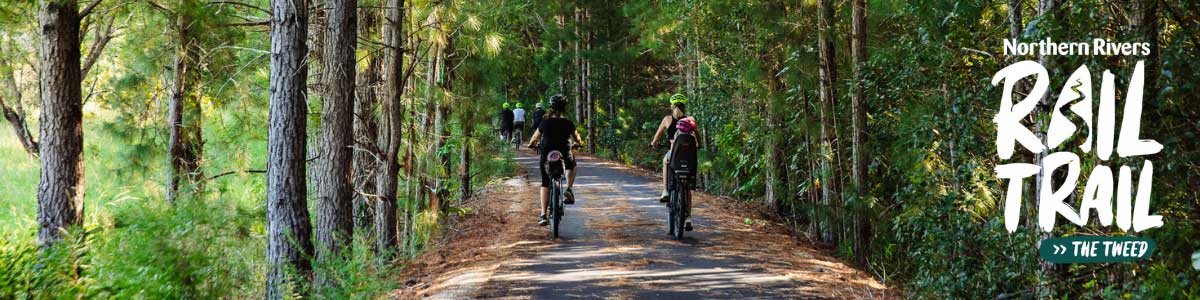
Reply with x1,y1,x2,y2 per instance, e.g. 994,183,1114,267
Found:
513,102,527,141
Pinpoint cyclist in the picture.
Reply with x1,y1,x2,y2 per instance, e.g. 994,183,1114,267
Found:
513,102,527,141
531,102,546,134
650,94,698,204
527,95,582,226
670,116,699,231
500,102,514,142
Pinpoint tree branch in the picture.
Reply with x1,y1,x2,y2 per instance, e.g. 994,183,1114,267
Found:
81,14,117,76
208,1,271,16
80,0,103,19
207,169,267,180
216,20,270,28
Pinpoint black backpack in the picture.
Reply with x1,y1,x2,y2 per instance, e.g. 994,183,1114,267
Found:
669,132,699,182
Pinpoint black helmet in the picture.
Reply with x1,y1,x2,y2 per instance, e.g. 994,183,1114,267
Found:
549,94,567,111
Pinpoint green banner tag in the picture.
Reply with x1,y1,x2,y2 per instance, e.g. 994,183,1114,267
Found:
1039,236,1155,264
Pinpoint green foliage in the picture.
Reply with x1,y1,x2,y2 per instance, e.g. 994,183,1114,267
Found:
1,0,1197,298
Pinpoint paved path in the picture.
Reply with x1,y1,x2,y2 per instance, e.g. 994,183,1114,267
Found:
441,151,884,299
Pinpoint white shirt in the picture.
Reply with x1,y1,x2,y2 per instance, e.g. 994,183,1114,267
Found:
513,108,526,122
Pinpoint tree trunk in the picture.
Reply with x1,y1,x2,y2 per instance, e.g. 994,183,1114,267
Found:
764,62,786,214
1130,0,1158,101
265,0,315,298
458,128,471,203
811,0,840,243
849,0,870,263
573,9,582,123
352,6,381,232
36,0,84,248
585,10,594,153
375,0,406,254
0,67,38,157
1035,0,1057,295
816,0,841,244
315,0,357,287
167,13,204,204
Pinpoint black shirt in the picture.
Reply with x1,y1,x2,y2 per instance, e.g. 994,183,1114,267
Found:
666,115,686,141
532,109,546,128
501,109,514,128
538,117,576,152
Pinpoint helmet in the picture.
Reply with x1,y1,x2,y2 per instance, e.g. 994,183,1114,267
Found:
549,94,567,111
503,102,510,109
516,102,523,108
669,93,688,106
676,117,697,133
535,102,543,108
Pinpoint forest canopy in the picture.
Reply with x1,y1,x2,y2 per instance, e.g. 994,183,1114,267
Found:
0,0,1197,299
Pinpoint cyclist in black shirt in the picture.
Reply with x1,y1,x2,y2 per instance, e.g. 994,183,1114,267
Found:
527,95,582,226
531,102,546,134
500,103,514,141
650,94,692,202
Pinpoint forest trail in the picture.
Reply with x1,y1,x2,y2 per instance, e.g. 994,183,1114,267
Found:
399,150,893,299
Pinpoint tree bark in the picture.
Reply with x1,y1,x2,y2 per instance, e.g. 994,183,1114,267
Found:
36,0,85,248
458,125,471,203
266,0,315,298
849,0,870,263
1035,0,1057,294
167,12,205,203
1130,0,1158,100
352,6,380,232
375,0,406,254
315,0,357,287
585,10,594,153
816,0,841,244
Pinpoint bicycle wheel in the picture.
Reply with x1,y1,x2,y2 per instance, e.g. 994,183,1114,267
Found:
514,130,521,150
672,191,684,240
667,190,676,236
551,182,561,238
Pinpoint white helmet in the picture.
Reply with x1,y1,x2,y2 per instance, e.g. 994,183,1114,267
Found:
535,102,543,108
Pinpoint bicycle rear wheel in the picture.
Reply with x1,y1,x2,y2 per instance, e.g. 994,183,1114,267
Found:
667,193,676,236
551,182,561,238
672,191,684,240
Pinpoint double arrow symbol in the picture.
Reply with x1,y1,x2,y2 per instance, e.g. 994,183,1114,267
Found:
1051,244,1068,255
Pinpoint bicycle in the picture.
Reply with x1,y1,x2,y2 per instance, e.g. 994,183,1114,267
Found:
660,133,699,240
533,144,578,238
512,125,523,150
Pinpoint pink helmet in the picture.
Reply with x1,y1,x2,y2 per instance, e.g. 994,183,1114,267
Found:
676,117,696,133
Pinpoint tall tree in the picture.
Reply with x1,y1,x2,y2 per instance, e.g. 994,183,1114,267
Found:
375,0,406,253
1130,0,1158,100
353,6,381,232
816,0,841,243
166,4,205,203
36,0,84,247
1035,0,1057,293
849,0,869,261
315,0,357,286
265,0,314,298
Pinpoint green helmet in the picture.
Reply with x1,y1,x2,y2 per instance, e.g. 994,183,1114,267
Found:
503,102,510,109
669,93,688,105
516,102,523,108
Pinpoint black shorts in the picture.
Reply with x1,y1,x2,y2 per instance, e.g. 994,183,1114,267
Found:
539,150,576,187
513,122,525,131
